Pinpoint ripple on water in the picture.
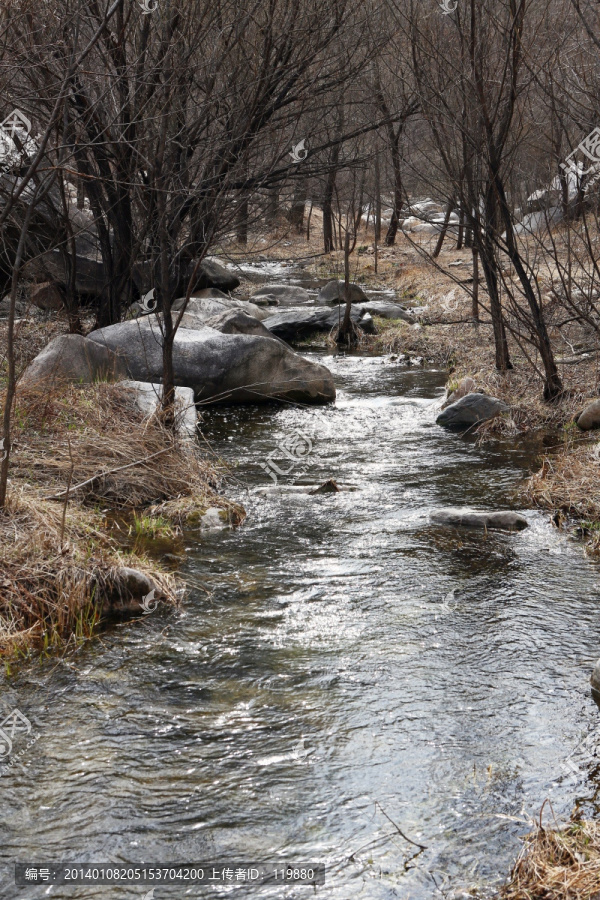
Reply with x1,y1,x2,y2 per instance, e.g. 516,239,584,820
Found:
1,354,599,899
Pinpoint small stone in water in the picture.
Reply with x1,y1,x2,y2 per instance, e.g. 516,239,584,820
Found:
309,479,340,494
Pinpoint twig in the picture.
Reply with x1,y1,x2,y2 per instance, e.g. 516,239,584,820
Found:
375,801,428,850
59,435,75,550
44,447,171,501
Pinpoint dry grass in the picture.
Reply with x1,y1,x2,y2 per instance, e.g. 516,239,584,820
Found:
499,816,600,900
0,487,177,653
0,377,243,655
11,379,223,507
524,439,600,551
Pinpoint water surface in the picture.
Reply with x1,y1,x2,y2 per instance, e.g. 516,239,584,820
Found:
1,352,599,900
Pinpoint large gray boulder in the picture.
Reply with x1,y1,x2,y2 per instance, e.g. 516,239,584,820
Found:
251,285,312,307
436,392,508,429
263,305,365,340
189,288,231,301
576,400,600,431
0,296,29,318
86,318,335,405
357,300,416,324
27,248,106,297
174,296,270,322
442,377,477,410
592,659,600,710
317,280,369,305
525,188,560,213
204,309,285,343
514,207,563,235
430,509,528,531
194,258,240,292
20,334,127,387
119,380,197,438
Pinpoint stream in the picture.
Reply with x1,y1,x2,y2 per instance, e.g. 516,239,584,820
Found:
1,349,600,900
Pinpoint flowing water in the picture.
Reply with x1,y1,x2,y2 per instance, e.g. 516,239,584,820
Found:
1,351,600,900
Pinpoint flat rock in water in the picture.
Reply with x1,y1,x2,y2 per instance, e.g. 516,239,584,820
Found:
199,507,230,529
254,483,356,495
430,509,528,531
86,318,335,405
251,285,311,306
20,334,127,387
309,479,340,494
317,280,369,305
576,399,600,431
591,659,600,709
103,567,159,616
262,305,364,340
436,392,508,428
357,300,416,324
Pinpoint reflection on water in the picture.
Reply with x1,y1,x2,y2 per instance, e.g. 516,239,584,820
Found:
1,352,599,900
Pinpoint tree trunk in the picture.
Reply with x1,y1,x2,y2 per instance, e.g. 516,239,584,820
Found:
457,206,465,250
374,150,381,245
472,247,479,321
336,231,357,346
323,178,335,252
385,139,402,246
266,186,278,226
306,200,313,241
289,177,307,233
236,193,249,245
323,140,340,252
432,197,454,258
497,181,563,399
0,202,35,508
478,234,512,371
159,218,176,430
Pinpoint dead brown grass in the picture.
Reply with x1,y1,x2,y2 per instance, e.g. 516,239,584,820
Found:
524,439,600,552
499,817,600,900
0,378,243,654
